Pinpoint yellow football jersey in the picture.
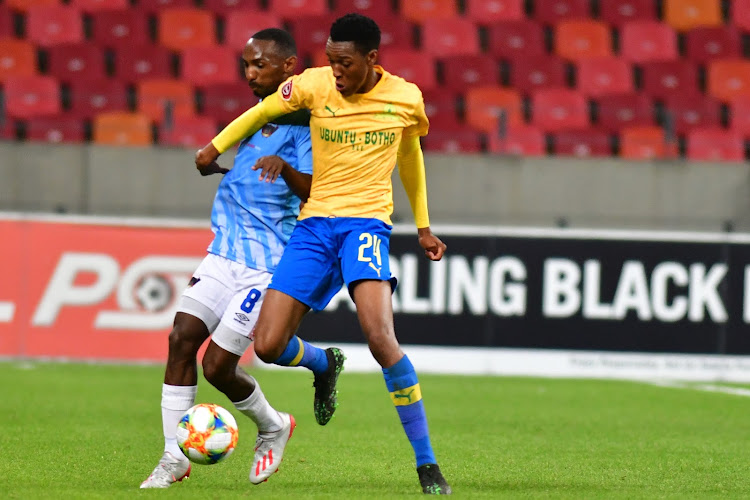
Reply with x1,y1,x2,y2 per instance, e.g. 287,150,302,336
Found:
274,65,429,224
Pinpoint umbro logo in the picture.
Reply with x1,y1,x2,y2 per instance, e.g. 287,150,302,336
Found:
234,312,250,325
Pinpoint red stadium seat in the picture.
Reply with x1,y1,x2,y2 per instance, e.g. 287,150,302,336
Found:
488,125,546,156
157,8,216,51
26,6,84,48
464,0,523,24
599,0,657,26
160,116,218,147
487,20,546,61
0,119,15,140
421,88,458,130
46,43,106,83
620,126,675,160
378,49,437,91
224,10,283,49
399,0,457,23
67,79,129,119
596,93,654,133
421,129,483,153
555,20,612,61
707,59,750,101
439,55,499,93
201,82,258,124
420,18,480,57
664,0,722,32
686,128,745,161
509,56,567,94
134,0,193,15
180,46,240,87
728,96,750,137
684,26,742,63
531,88,589,132
91,10,151,49
268,0,327,19
553,129,612,157
4,75,61,119
136,78,195,123
0,5,14,38
333,0,397,23
465,86,523,133
288,15,338,60
533,0,590,24
5,0,59,13
0,40,37,82
576,58,633,97
640,61,699,100
202,0,263,16
93,111,152,146
25,115,85,143
620,21,678,63
732,1,750,32
662,94,721,134
69,0,128,12
114,44,173,83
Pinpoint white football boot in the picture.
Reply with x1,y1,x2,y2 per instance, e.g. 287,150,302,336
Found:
140,451,191,488
249,412,296,484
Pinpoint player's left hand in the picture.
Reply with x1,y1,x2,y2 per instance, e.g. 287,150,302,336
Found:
252,155,288,182
417,227,446,261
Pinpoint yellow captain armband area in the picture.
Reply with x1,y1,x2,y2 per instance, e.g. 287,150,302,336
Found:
211,96,288,154
397,135,430,229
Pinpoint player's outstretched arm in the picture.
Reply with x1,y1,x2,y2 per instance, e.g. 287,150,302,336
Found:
397,135,446,261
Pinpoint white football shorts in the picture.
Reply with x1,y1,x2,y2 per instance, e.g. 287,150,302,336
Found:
178,253,272,356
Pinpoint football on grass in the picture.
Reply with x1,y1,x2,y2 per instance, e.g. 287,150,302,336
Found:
176,403,239,465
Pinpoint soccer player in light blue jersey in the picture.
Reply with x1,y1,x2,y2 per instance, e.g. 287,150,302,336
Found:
141,29,344,489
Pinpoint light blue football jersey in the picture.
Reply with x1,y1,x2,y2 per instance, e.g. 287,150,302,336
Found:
208,112,312,273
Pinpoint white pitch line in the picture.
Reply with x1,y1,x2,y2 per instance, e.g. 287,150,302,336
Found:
643,380,750,398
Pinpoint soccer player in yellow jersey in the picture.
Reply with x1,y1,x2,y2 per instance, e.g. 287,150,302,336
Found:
195,14,451,495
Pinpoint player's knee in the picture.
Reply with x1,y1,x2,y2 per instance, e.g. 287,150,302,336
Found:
167,323,204,358
254,335,284,364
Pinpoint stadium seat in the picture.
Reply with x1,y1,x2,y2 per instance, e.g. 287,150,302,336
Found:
200,82,258,124
487,125,546,156
91,10,151,49
69,0,128,12
465,86,522,133
531,88,589,132
439,55,499,92
202,0,263,16
0,119,15,140
599,0,657,26
267,0,328,19
26,6,84,48
332,0,397,23
464,0,524,24
134,0,193,15
619,126,674,160
5,0,59,13
0,40,37,82
46,43,106,83
224,10,283,49
640,61,699,100
421,88,459,130
731,1,750,32
596,93,654,133
378,49,437,91
686,128,745,161
288,15,338,61
67,79,129,119
93,111,152,146
707,59,750,101
555,20,612,61
398,0,457,23
663,0,722,32
576,58,633,97
553,129,612,157
0,5,14,38
420,18,480,57
180,46,240,87
487,20,546,61
4,75,61,119
662,94,721,134
159,116,218,147
509,56,567,94
684,26,742,63
25,116,85,143
533,0,590,25
136,79,195,123
729,96,750,137
620,21,678,63
421,129,483,153
114,44,173,83
157,8,216,51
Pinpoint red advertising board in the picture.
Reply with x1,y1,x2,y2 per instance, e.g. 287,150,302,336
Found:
0,215,253,363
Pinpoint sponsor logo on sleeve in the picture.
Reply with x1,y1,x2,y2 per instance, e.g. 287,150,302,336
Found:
281,80,293,101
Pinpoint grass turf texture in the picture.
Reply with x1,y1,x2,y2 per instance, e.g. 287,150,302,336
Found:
2,361,750,499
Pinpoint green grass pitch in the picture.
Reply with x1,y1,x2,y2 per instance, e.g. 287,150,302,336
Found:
2,360,750,499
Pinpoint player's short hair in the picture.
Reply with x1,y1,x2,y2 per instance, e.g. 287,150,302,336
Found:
250,28,297,58
329,13,381,54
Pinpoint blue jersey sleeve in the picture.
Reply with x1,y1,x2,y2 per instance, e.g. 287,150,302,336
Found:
295,126,313,175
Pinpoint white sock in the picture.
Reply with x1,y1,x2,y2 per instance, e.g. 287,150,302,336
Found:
232,377,283,433
161,384,197,458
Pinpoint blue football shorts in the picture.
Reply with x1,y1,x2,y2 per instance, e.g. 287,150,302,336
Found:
268,217,397,312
